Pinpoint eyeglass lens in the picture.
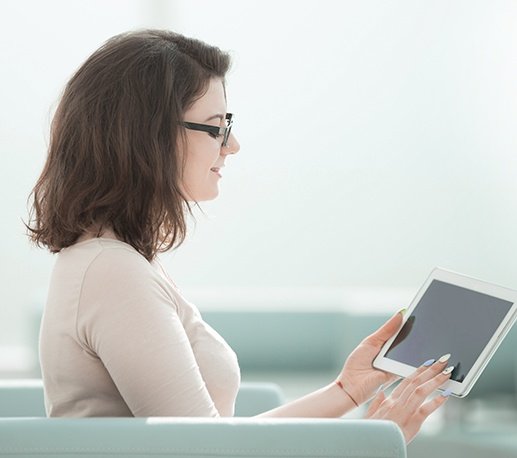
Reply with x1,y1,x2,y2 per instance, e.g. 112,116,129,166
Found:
223,115,233,147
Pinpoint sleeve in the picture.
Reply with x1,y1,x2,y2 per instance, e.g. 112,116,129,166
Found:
76,248,220,417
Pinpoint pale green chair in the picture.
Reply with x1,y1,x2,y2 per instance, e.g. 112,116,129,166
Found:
0,379,407,458
0,380,285,418
202,310,517,458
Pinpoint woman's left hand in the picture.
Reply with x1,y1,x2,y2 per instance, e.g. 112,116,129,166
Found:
336,310,406,407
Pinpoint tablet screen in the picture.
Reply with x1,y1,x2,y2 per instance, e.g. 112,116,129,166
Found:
384,279,514,382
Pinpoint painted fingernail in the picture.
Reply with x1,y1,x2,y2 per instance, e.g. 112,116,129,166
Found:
438,353,451,363
441,389,452,397
423,358,435,367
397,307,407,316
442,365,454,375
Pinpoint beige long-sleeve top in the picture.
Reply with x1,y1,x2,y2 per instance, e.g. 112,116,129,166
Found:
39,237,240,417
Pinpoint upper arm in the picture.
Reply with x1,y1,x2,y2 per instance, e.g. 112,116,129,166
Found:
76,249,220,417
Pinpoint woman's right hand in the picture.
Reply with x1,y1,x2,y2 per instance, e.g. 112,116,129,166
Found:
364,356,454,444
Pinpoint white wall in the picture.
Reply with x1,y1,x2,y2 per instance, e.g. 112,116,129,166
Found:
1,0,516,355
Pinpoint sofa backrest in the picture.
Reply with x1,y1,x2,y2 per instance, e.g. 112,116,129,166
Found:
0,380,285,417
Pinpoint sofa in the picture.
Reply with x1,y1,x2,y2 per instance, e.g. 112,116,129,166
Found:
201,309,517,458
0,379,407,458
20,293,517,457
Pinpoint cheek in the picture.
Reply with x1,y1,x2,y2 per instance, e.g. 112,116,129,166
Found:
185,145,219,179
193,155,216,177
196,144,220,170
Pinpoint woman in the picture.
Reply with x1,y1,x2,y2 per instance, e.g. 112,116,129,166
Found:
26,29,453,444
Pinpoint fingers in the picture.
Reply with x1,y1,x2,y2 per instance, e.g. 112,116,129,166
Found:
411,391,450,425
389,364,431,400
363,353,453,445
394,392,450,445
390,354,452,403
404,366,453,412
383,373,402,390
365,389,386,417
364,310,405,347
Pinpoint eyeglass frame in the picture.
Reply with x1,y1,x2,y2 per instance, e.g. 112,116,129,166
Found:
181,113,233,147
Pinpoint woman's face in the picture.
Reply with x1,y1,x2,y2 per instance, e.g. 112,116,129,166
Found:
179,78,240,202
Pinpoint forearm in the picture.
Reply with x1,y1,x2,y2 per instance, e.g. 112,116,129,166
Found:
253,382,357,418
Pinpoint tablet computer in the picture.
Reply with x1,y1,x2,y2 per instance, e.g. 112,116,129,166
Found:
373,267,517,398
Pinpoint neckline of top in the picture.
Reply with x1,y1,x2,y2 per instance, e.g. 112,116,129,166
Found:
63,237,134,250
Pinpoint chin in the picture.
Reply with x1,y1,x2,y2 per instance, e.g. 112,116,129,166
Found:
183,183,220,202
193,189,220,202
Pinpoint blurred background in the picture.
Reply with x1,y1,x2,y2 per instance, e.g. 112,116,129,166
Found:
1,0,517,451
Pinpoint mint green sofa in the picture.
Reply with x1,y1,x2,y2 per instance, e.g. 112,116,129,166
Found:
202,310,517,458
0,379,407,458
0,380,285,418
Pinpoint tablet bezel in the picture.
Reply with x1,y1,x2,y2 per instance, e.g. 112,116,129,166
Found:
373,267,517,398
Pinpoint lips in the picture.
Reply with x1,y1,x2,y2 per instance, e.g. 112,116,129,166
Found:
210,167,222,178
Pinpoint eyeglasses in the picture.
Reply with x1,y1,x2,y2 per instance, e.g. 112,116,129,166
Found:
181,113,233,147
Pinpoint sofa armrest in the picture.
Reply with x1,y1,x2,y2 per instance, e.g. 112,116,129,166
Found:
0,417,406,458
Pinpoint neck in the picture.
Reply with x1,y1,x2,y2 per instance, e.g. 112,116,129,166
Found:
76,226,118,243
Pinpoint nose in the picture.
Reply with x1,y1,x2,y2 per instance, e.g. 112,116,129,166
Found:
223,132,240,155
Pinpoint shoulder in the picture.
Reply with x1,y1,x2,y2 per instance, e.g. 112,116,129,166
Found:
76,239,177,309
86,239,153,275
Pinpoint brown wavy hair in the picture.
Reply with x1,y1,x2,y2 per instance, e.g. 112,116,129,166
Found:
25,29,231,262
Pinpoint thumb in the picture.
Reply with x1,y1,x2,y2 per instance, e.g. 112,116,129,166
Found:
364,308,406,347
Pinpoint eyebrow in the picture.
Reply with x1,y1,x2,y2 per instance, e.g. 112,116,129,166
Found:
204,114,225,122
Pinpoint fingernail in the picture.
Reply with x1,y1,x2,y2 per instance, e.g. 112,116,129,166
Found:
441,389,452,397
396,307,407,316
438,353,451,363
376,384,384,395
442,365,454,375
423,358,435,367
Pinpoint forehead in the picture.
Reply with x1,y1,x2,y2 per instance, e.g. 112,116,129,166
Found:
185,78,227,118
